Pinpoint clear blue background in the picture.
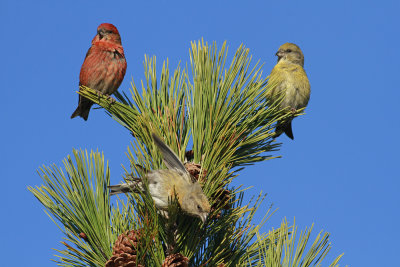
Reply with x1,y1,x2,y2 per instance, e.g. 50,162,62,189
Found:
1,1,399,266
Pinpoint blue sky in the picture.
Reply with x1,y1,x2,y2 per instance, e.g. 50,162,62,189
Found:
1,0,399,266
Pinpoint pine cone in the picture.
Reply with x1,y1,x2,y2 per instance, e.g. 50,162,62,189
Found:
213,189,231,210
106,230,142,267
112,230,140,255
210,188,231,219
105,253,143,267
184,162,207,182
162,253,189,267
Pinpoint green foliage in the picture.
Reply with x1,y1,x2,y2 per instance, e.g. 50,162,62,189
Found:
29,150,113,266
243,219,344,267
30,40,344,266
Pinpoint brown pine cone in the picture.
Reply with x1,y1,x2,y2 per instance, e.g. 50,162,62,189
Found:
211,189,231,211
106,230,142,267
213,189,231,210
112,230,140,255
184,162,207,182
105,253,143,267
210,188,231,219
162,253,189,267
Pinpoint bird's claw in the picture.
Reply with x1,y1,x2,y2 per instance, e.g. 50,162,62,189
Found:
95,91,116,104
105,94,116,104
95,90,103,97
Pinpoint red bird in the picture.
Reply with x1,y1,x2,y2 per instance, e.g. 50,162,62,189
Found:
71,23,127,120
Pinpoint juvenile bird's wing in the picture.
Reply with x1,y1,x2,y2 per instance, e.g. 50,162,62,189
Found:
152,133,188,174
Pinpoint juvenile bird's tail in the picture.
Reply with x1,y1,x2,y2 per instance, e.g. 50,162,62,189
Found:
109,179,142,195
70,97,93,121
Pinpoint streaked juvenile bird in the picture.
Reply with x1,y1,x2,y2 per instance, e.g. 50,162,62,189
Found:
71,23,127,120
109,134,211,222
267,43,310,139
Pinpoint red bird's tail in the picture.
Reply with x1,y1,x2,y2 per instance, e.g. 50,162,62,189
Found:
70,97,93,121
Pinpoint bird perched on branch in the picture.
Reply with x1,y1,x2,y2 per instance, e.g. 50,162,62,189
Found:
267,43,310,139
71,23,127,120
109,134,210,223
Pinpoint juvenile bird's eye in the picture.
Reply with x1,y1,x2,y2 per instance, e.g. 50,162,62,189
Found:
197,205,202,211
286,49,292,53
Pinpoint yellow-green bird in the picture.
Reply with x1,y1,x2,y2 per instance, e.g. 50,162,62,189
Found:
267,43,311,140
109,133,210,223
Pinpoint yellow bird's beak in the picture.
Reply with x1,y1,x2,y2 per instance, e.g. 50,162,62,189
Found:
276,50,285,58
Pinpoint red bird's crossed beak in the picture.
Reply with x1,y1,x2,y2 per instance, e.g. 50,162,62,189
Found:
97,30,104,40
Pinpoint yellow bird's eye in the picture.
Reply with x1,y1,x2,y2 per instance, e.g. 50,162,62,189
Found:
287,49,292,53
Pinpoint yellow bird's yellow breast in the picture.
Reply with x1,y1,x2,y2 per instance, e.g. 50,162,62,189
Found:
267,62,310,110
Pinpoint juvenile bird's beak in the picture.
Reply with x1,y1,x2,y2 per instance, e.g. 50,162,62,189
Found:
200,213,208,223
276,50,285,58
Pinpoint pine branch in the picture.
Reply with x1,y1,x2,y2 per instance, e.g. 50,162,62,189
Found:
28,150,113,266
242,219,345,267
30,39,344,266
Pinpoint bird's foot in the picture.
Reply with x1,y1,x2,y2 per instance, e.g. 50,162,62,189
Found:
95,90,103,102
95,90,103,97
105,94,116,104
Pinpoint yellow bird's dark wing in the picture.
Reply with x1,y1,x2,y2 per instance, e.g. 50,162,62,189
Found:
152,133,188,174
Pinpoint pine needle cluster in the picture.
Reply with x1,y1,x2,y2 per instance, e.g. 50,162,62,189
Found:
29,40,344,266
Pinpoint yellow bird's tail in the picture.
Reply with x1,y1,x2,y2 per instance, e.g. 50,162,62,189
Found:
274,120,294,140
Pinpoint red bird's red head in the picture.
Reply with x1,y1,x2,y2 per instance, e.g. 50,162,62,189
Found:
93,23,122,45
97,23,119,34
